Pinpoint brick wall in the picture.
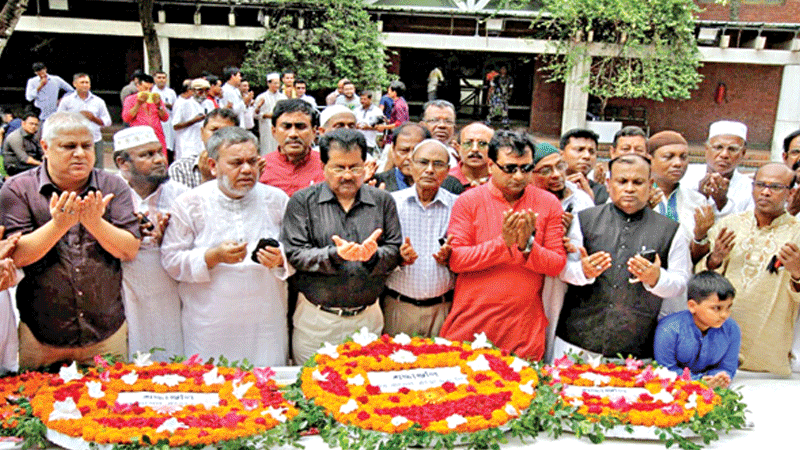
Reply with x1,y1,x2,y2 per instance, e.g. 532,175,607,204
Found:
529,62,782,147
696,1,800,23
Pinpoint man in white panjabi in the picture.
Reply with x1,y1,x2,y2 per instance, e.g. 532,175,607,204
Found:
254,72,287,155
161,126,292,366
114,126,187,361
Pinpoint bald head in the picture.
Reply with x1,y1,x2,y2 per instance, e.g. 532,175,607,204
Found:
459,122,494,170
756,163,795,186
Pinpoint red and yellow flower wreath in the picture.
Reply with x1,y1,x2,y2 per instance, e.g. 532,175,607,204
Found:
0,372,54,429
301,330,538,435
30,355,297,447
544,356,721,428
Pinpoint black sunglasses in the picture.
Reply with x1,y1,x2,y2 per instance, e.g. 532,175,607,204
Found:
496,163,535,174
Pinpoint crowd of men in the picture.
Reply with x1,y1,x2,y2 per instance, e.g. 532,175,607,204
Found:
0,62,798,381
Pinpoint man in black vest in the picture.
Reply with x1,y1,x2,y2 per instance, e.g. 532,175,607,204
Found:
556,154,691,359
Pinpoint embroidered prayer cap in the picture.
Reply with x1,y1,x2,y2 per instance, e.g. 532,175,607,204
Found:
190,78,210,89
320,105,355,128
533,142,559,165
646,131,688,155
113,126,159,153
708,120,747,142
267,72,280,81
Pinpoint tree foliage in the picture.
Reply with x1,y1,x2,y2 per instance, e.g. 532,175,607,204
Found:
532,0,703,114
241,0,391,91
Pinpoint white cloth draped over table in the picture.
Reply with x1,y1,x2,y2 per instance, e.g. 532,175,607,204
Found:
161,182,293,367
122,179,187,362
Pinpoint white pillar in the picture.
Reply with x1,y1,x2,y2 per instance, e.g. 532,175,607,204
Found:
560,55,590,134
771,64,800,161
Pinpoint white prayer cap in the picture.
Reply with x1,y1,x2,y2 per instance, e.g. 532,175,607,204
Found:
190,78,210,89
411,138,449,158
708,120,747,141
114,126,159,152
267,72,280,81
320,105,355,128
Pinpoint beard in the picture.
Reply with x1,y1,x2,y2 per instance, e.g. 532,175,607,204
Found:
219,174,252,198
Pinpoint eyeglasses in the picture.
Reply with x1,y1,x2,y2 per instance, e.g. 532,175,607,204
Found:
753,181,791,192
328,165,365,175
423,118,455,126
710,144,743,155
533,161,568,177
463,139,489,150
412,158,449,171
496,163,535,174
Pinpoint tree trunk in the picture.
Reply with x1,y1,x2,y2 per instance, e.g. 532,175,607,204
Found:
138,0,162,73
729,0,740,22
0,0,30,58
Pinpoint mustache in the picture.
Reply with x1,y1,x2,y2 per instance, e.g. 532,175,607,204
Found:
466,152,484,159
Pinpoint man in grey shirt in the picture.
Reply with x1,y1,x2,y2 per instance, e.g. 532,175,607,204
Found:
281,128,402,363
2,112,42,176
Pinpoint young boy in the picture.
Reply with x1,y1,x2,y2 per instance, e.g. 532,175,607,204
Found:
654,271,741,389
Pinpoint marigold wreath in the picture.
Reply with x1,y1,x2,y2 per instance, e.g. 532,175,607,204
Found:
30,354,297,448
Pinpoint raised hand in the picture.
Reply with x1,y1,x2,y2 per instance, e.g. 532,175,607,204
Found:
778,242,800,280
49,191,81,230
566,172,594,201
206,240,248,268
707,227,736,270
580,247,612,279
78,191,114,230
399,237,418,266
693,205,715,242
256,246,284,269
0,226,21,260
433,235,453,266
627,253,662,287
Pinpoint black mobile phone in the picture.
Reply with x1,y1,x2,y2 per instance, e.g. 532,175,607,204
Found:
640,249,657,263
139,214,154,231
251,238,280,262
565,204,574,213
438,235,447,246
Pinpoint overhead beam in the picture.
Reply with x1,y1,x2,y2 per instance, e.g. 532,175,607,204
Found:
15,16,800,66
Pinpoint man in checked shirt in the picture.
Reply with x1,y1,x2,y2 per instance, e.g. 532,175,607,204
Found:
382,139,456,337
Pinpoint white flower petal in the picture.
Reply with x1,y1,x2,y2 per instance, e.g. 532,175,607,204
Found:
152,374,186,387
347,374,365,386
121,371,139,385
579,372,611,386
202,367,225,386
504,403,519,417
433,337,451,346
467,354,491,372
519,380,535,395
262,406,287,423
232,381,254,399
156,417,188,434
85,381,104,399
49,398,82,421
339,399,358,414
389,349,417,364
587,354,603,368
471,332,492,349
509,357,530,372
59,362,83,383
318,342,340,359
445,414,467,429
312,369,329,382
391,416,409,427
352,327,378,346
393,333,412,345
133,351,153,367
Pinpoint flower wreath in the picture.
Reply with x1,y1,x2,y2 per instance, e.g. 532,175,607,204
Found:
296,329,559,450
0,372,54,431
542,355,748,449
29,354,298,448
